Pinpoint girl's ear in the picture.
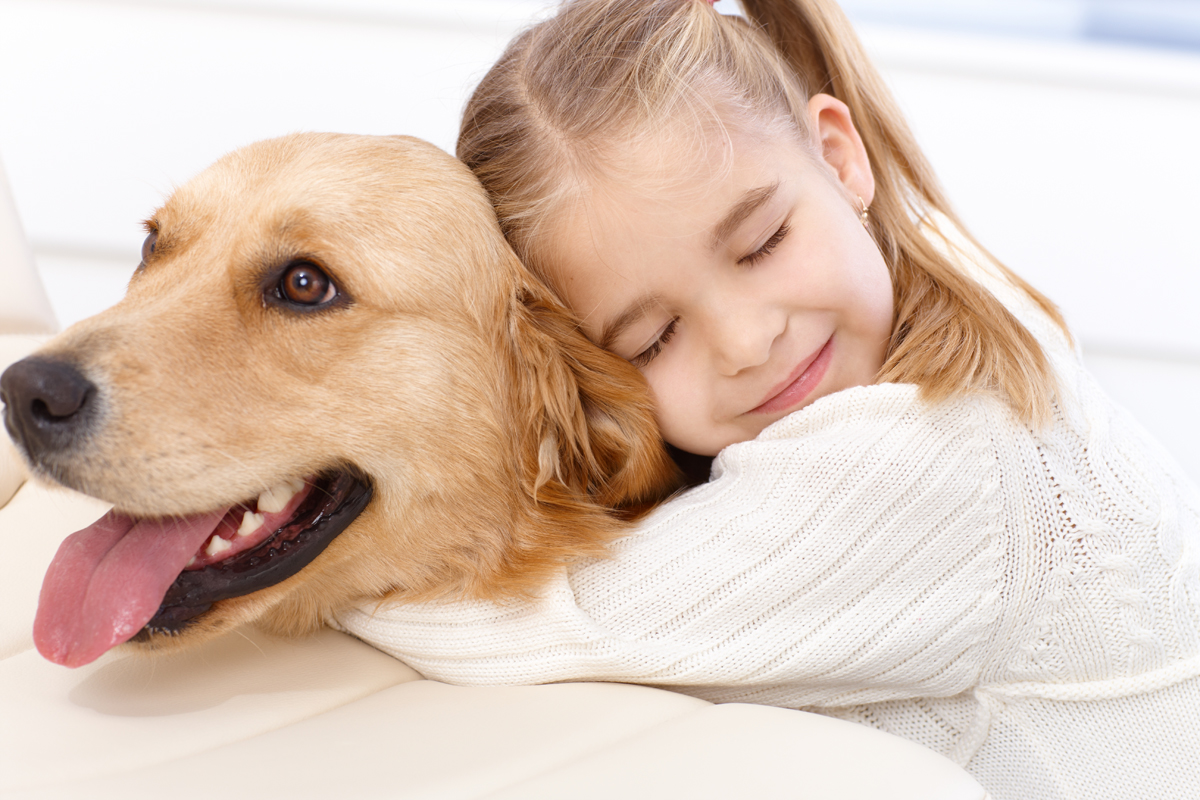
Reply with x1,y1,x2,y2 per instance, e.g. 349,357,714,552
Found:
807,92,876,207
506,275,682,518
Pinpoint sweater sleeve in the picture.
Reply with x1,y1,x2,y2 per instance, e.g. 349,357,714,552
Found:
335,384,1008,708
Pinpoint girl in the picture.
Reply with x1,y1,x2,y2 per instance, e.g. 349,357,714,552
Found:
337,1,1200,797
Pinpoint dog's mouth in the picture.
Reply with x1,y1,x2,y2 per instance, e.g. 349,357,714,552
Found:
33,469,372,668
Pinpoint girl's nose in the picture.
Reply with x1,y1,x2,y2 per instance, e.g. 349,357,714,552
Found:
709,306,781,376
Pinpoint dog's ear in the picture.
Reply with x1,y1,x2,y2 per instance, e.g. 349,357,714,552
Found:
506,278,681,519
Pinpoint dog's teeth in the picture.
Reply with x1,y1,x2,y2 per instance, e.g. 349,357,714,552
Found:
257,479,304,513
205,536,233,557
187,556,196,567
237,510,265,537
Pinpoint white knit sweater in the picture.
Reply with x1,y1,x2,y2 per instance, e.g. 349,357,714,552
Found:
336,232,1200,800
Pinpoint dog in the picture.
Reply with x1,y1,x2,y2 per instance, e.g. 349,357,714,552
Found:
0,132,680,668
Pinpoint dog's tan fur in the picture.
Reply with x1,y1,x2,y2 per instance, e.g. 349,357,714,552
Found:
24,133,678,653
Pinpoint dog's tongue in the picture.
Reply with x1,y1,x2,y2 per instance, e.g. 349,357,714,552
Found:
34,508,226,668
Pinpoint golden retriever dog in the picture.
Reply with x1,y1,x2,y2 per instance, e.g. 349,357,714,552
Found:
0,132,679,668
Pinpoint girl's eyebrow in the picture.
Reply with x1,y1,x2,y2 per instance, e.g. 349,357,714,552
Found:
599,294,662,351
709,181,780,251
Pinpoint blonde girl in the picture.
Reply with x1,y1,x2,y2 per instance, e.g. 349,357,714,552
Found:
336,2,1200,797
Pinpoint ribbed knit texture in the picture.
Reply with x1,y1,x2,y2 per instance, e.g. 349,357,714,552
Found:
336,229,1200,800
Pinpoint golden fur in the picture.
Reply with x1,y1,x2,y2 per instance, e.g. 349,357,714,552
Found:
21,132,679,653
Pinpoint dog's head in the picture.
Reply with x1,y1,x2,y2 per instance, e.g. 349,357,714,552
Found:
0,133,678,667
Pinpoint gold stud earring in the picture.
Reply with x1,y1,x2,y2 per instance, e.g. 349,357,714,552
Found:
857,195,870,228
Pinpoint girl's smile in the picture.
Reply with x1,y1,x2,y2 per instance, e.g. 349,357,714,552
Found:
749,336,833,415
544,98,894,456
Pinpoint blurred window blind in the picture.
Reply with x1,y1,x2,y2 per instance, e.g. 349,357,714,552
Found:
840,1,1200,51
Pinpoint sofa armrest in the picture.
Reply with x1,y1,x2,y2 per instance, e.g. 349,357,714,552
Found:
2,653,988,800
0,157,56,336
488,701,989,800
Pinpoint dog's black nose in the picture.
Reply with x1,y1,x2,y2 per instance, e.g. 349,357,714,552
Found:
0,356,98,458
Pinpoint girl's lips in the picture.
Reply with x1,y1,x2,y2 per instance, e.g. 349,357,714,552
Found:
750,337,833,415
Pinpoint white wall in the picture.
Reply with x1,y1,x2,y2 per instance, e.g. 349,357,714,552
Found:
2,0,1199,477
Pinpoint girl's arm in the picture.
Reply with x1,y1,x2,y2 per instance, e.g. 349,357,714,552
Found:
338,383,1009,707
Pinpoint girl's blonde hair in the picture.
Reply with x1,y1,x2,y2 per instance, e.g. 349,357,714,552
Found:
458,0,1067,426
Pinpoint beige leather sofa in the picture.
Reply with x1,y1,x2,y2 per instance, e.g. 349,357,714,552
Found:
0,155,987,799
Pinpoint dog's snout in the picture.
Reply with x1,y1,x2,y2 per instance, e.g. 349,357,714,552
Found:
0,356,98,457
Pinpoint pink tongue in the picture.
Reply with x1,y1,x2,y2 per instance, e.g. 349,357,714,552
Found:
34,508,227,668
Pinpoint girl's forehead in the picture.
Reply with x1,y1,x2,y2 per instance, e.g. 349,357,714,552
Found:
584,121,806,221
540,123,812,298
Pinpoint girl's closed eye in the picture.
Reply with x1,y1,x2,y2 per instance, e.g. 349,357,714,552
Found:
630,318,678,368
628,219,791,369
738,221,791,267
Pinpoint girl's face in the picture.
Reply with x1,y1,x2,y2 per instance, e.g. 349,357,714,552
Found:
545,98,894,456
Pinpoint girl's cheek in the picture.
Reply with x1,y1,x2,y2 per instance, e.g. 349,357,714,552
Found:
641,364,678,413
644,357,694,423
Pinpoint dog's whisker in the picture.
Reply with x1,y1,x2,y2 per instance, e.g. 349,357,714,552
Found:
309,482,340,502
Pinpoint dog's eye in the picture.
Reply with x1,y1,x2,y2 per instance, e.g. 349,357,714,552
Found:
278,262,336,306
140,231,158,264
